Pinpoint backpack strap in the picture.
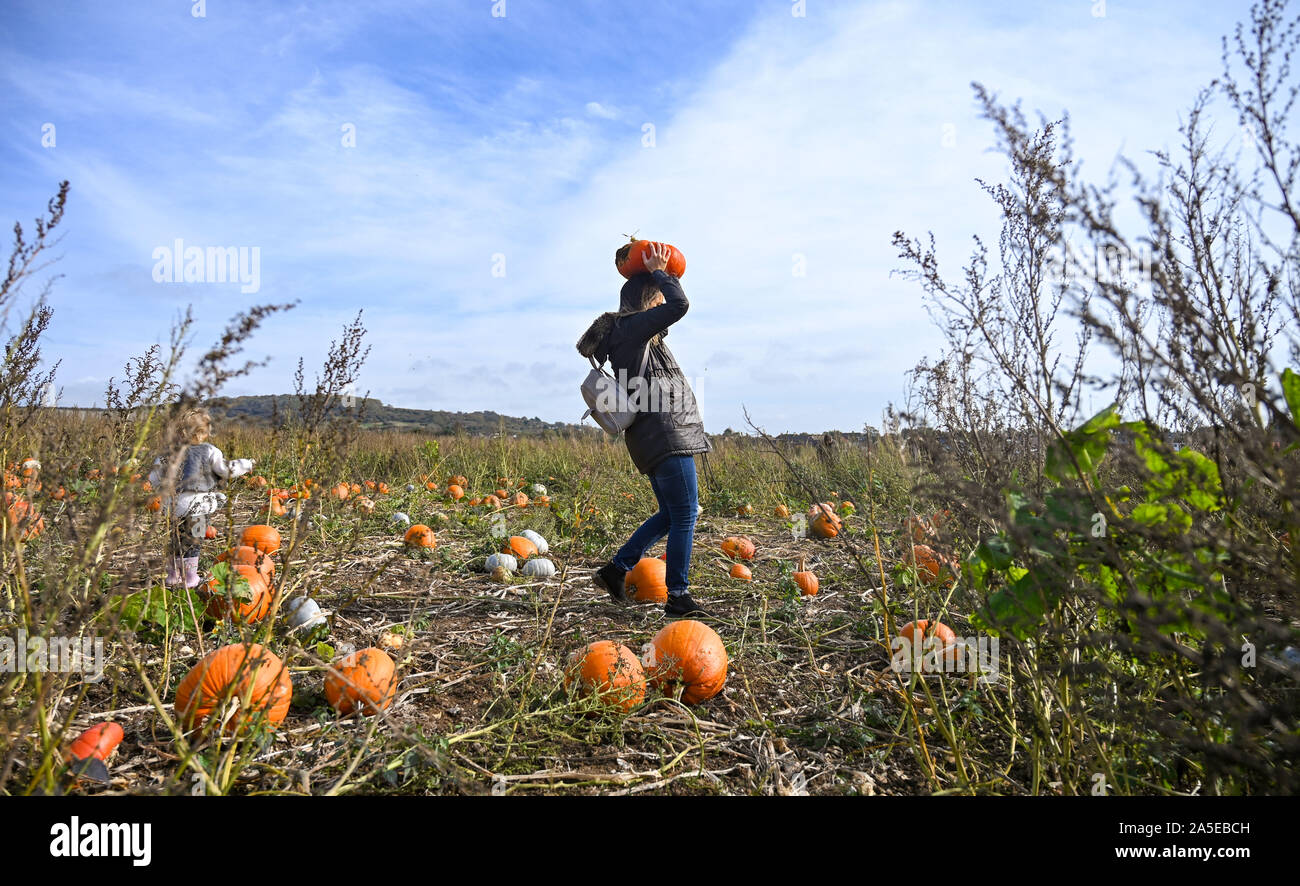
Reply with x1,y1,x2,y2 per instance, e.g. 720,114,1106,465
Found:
636,341,651,378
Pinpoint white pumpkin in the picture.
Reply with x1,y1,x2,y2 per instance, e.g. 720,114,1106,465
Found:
521,558,556,578
530,483,547,497
520,529,549,555
391,512,411,526
485,552,518,573
284,597,327,632
405,484,416,493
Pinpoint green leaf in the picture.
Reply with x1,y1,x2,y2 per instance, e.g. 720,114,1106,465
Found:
1283,368,1300,430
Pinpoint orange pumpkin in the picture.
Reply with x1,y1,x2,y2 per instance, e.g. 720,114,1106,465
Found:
735,503,754,517
494,488,509,499
808,504,843,539
204,563,273,623
146,495,162,512
565,641,646,711
624,557,668,603
793,556,819,596
536,495,551,507
774,504,791,519
216,545,275,582
645,620,727,704
331,483,350,501
615,237,687,278
174,643,292,732
503,535,538,559
404,524,436,548
68,722,124,763
377,482,390,495
729,562,752,581
467,497,482,507
240,524,282,555
447,484,465,500
897,620,960,670
721,536,756,560
325,647,397,716
447,475,468,488
903,544,952,585
511,491,529,508
481,494,501,508
3,495,44,540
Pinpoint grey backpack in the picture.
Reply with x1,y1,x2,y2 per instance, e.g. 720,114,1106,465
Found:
580,342,651,434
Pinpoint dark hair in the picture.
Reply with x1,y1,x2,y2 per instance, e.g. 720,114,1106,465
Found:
617,274,667,345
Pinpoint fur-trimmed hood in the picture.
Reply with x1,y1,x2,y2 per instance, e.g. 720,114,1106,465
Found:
576,311,619,361
576,272,664,361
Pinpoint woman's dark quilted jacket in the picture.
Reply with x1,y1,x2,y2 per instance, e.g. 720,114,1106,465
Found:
576,269,711,474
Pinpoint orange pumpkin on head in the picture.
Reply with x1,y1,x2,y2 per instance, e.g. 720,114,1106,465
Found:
615,237,687,278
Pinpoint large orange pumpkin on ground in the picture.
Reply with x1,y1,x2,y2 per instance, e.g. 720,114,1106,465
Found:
624,557,668,603
645,620,727,704
240,524,282,555
174,643,292,732
404,524,436,548
325,647,397,716
615,237,687,279
565,641,646,711
447,484,465,500
204,563,273,623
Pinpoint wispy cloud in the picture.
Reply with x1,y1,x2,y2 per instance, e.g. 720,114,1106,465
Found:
0,0,1248,432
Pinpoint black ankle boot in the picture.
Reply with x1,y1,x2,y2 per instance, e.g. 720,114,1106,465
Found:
593,562,629,603
665,593,707,617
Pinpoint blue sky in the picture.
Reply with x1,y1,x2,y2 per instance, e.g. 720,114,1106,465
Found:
0,0,1251,433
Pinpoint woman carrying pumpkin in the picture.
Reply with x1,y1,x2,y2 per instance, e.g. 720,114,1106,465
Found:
148,408,254,588
577,241,711,616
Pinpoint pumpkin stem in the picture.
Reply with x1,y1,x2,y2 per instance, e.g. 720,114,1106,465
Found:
797,555,807,573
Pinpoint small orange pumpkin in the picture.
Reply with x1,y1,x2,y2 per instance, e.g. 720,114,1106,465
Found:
325,647,397,716
216,544,275,582
774,504,791,519
511,491,529,508
447,484,465,500
897,619,960,671
404,524,436,548
68,722,124,763
204,563,273,623
808,504,843,539
729,562,752,581
624,557,668,603
503,535,538,559
793,556,818,596
721,536,756,560
240,524,282,555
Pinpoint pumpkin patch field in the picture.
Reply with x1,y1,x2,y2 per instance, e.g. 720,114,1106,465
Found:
1,409,1013,797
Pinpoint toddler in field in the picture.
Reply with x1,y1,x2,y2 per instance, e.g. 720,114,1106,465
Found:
148,408,254,588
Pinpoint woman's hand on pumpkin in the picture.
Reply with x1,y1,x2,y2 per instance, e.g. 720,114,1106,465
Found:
642,242,671,274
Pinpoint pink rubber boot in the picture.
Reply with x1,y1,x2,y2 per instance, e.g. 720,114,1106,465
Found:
165,556,184,587
183,557,202,589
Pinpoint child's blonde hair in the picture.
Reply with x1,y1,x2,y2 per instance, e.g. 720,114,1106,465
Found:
177,409,212,446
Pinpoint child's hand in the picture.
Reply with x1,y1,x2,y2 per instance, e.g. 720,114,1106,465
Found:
641,241,672,274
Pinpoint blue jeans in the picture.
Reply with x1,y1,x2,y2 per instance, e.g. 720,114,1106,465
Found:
612,455,698,597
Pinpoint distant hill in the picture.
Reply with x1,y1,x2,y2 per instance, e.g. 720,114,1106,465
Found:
206,395,586,437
